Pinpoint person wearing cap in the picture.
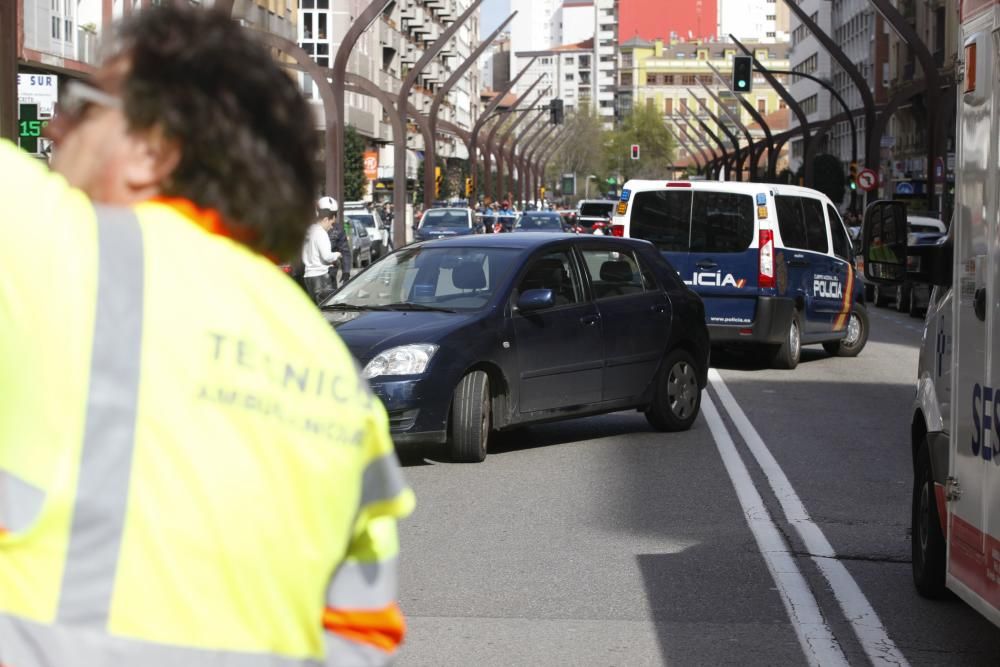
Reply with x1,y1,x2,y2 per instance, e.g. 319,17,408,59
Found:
0,6,413,665
302,197,342,303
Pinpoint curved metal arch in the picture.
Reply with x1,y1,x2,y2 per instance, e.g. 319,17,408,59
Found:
424,11,517,205
666,126,704,175
505,110,547,205
689,87,743,180
497,89,550,200
525,124,559,204
698,81,756,180
519,116,554,203
484,75,544,198
681,104,733,179
673,115,718,177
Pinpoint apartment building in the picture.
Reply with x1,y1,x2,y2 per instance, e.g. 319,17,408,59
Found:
514,38,595,113
718,0,789,43
550,0,595,48
786,0,831,172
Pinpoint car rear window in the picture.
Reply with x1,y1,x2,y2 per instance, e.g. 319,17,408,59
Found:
689,191,755,253
579,202,615,218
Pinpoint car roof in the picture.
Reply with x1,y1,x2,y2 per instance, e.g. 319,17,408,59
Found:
412,232,652,251
620,179,833,201
423,207,472,214
907,215,945,229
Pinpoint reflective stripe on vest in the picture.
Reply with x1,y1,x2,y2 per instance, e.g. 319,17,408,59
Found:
56,205,145,627
0,613,324,667
326,557,398,610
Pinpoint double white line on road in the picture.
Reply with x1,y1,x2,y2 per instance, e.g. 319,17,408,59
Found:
704,369,908,667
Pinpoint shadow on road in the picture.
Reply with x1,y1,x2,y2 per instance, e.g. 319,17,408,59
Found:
710,346,829,371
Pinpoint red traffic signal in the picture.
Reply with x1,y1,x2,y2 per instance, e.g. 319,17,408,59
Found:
630,144,640,160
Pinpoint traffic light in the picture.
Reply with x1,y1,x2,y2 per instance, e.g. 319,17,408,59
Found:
630,144,640,160
465,177,472,197
549,98,564,125
435,166,442,198
849,161,858,190
732,55,752,93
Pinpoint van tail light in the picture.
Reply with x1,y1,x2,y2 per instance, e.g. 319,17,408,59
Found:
610,224,624,237
758,229,775,289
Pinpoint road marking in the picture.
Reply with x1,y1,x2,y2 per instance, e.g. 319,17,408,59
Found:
709,369,910,667
702,394,849,667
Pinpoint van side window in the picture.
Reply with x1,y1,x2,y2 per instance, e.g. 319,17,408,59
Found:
826,204,852,261
689,191,755,253
800,197,829,253
628,190,692,251
775,195,808,250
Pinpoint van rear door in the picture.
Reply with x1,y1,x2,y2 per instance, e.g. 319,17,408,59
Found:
687,190,759,327
626,188,693,281
774,194,832,335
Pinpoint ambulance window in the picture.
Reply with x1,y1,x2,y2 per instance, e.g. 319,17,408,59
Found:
775,195,808,250
801,198,829,253
827,204,852,261
629,190,692,252
689,191,755,253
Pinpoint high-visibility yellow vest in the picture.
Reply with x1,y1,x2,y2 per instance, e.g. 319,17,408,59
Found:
0,141,414,665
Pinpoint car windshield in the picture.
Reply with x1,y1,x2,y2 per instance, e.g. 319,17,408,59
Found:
515,214,563,230
909,223,941,234
323,246,520,311
579,202,614,218
421,210,469,228
346,213,376,228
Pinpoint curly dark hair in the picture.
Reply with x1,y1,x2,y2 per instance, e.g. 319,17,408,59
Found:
115,6,318,259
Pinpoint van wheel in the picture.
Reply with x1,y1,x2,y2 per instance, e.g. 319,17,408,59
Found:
822,304,869,357
873,284,891,308
895,284,911,313
448,371,490,463
913,439,947,598
770,312,801,370
645,349,701,432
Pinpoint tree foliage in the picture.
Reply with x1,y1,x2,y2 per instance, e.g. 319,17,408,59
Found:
552,106,606,183
343,125,366,201
604,105,675,182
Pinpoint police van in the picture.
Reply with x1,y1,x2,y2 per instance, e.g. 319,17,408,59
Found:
861,2,1000,627
611,180,868,369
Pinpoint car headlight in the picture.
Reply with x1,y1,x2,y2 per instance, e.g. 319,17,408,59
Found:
362,344,439,379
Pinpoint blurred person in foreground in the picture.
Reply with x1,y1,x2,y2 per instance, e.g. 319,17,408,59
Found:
0,5,413,667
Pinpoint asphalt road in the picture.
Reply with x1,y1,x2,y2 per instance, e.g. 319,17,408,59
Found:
394,304,1000,666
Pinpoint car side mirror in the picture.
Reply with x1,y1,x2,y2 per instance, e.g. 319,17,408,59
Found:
517,289,555,312
861,200,907,284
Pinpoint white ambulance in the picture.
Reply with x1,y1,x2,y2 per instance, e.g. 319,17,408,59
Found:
862,4,1000,625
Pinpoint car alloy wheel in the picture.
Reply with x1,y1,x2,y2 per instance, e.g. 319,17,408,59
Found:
844,312,862,346
667,360,699,420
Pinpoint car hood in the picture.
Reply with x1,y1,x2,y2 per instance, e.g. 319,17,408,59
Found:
323,309,478,362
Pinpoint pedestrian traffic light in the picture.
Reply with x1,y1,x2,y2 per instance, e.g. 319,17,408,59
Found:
435,166,442,198
849,161,858,190
465,177,472,197
549,98,564,125
630,144,640,160
732,55,752,93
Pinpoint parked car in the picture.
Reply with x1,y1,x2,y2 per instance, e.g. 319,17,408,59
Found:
319,234,710,462
347,218,373,269
614,180,868,369
415,207,477,241
345,210,390,259
513,211,569,232
575,199,616,234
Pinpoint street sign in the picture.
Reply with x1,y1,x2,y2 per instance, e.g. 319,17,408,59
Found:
895,182,914,195
934,157,945,183
856,168,878,192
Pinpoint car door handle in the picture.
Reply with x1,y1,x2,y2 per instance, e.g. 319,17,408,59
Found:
580,314,600,326
695,260,718,269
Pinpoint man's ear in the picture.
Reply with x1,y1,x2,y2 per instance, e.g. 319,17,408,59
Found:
124,124,181,193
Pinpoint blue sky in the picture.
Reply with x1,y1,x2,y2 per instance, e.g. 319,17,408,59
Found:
480,0,509,38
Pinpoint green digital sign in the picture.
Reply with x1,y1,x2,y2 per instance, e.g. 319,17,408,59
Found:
18,104,49,154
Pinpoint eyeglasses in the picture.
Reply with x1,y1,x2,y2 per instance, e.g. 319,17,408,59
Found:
56,80,122,123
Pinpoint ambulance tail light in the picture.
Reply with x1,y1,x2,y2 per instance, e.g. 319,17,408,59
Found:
758,229,775,289
610,224,624,237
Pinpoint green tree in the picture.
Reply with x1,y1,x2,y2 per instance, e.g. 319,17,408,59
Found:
343,125,366,201
604,105,675,182
552,106,606,184
812,154,846,205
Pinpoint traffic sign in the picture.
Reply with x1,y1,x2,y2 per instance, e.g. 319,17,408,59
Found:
856,168,878,192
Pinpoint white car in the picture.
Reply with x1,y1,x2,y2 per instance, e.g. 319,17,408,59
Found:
344,207,392,260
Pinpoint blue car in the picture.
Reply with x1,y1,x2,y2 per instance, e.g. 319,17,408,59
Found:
415,207,477,241
320,233,710,462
